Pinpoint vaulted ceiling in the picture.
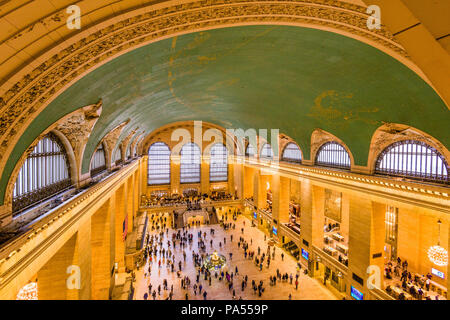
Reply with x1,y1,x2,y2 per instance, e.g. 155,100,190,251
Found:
7,25,450,175
0,0,449,206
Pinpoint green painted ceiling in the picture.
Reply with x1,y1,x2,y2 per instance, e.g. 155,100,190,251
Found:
2,25,449,203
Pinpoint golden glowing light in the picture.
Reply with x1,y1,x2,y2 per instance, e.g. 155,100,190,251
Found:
16,282,38,300
428,245,448,267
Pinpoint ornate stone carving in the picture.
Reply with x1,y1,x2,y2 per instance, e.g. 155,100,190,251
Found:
367,123,450,172
129,132,145,157
54,99,102,154
0,0,408,181
120,127,139,160
102,120,130,166
3,100,102,210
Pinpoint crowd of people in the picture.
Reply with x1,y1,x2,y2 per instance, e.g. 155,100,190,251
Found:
136,208,305,300
141,192,237,208
385,257,444,300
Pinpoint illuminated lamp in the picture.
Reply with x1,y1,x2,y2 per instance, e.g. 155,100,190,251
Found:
428,220,448,267
16,282,38,300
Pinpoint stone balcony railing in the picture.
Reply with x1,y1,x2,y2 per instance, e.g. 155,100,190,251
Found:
0,160,140,298
235,156,450,214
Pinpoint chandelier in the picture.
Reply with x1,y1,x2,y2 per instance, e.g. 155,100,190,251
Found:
427,220,448,267
16,282,38,300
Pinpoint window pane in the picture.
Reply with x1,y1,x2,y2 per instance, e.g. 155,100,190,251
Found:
13,133,70,213
375,140,448,183
282,143,302,163
210,144,228,182
180,143,201,183
148,142,171,185
260,143,274,159
315,142,350,169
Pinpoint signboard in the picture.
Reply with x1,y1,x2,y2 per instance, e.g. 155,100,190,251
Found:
253,212,257,219
431,268,445,279
272,226,277,235
350,286,363,300
301,248,309,261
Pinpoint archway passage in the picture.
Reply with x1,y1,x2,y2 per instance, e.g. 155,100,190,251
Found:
3,25,448,205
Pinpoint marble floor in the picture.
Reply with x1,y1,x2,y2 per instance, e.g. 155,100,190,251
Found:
133,214,337,300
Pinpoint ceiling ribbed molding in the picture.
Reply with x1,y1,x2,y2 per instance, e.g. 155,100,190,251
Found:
0,0,409,176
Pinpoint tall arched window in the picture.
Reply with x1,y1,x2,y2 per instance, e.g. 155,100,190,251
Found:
282,143,302,163
113,147,122,165
180,143,201,183
315,141,351,169
90,143,106,177
245,143,256,157
148,142,171,185
13,133,71,213
375,140,449,183
260,143,274,159
210,144,228,182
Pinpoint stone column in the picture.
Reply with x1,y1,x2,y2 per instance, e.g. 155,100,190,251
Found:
233,161,243,199
91,198,113,299
201,157,210,194
114,184,126,271
253,171,268,210
140,156,147,197
37,218,92,300
272,175,290,225
243,166,255,199
299,181,324,271
133,171,140,225
126,177,134,233
347,196,385,299
171,155,180,194
227,162,235,195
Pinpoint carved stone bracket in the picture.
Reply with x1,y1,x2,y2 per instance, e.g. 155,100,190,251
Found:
0,0,409,184
120,127,139,161
101,120,130,169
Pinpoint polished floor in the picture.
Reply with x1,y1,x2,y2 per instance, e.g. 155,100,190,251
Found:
134,214,336,300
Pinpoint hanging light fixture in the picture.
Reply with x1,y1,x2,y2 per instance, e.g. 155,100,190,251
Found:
16,282,38,300
427,220,448,267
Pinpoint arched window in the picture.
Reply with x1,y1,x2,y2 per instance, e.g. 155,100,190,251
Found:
180,143,201,183
260,143,274,159
13,133,71,213
148,142,171,185
113,146,122,166
245,143,256,157
90,143,106,177
315,141,351,169
282,143,302,163
375,140,449,183
210,144,228,182
126,145,131,159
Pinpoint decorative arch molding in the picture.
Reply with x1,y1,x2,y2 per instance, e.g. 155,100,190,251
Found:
279,134,304,163
95,119,130,173
0,0,423,187
310,128,355,169
1,101,102,213
367,123,450,175
130,132,146,158
139,121,238,157
120,127,139,162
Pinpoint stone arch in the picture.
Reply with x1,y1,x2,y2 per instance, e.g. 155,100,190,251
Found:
367,123,450,175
